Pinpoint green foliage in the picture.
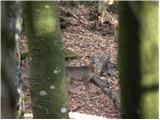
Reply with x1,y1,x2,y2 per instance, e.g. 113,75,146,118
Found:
20,48,80,63
64,48,80,63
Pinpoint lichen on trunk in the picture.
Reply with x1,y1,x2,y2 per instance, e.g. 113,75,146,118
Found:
23,1,69,118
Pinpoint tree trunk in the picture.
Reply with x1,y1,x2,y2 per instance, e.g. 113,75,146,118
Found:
1,1,18,118
118,1,158,118
23,2,69,118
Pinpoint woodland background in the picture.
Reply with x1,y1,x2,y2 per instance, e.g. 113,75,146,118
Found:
1,1,158,119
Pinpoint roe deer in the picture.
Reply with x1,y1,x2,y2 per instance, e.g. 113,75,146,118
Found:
66,60,96,82
65,57,97,97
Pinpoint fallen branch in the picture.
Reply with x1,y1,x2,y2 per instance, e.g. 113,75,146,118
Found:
95,54,109,75
90,76,120,110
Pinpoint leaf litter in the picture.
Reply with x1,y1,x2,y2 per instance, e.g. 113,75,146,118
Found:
21,2,120,119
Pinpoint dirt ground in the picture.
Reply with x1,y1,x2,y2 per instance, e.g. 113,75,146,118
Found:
22,2,120,119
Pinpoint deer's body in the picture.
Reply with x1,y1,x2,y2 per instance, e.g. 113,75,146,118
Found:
65,64,96,99
65,65,96,82
65,57,96,99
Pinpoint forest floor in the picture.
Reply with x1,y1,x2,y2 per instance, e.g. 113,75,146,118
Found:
21,2,120,119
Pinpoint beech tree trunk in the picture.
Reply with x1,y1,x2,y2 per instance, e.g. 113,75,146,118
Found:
118,1,158,118
1,1,18,118
23,2,69,118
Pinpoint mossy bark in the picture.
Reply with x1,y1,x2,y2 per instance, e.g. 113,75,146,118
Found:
1,1,18,118
23,2,69,118
118,2,158,118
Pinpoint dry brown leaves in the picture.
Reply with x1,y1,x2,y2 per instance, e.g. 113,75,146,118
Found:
22,3,120,119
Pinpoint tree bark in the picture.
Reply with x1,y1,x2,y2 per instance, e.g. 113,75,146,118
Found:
118,1,158,118
1,1,18,118
23,1,69,118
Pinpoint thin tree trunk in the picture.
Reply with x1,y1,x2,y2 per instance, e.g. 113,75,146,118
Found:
118,1,158,118
23,1,69,118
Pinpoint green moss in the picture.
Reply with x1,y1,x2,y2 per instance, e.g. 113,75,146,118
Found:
20,48,80,63
23,1,69,118
139,2,158,118
118,2,158,118
64,48,80,63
